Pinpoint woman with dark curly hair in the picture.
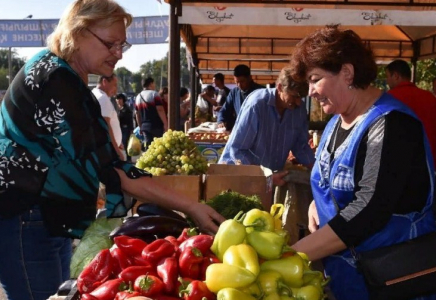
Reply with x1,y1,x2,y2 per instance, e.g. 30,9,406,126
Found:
289,25,436,300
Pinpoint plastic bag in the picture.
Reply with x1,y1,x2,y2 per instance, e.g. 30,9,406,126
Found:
196,95,209,113
127,133,141,157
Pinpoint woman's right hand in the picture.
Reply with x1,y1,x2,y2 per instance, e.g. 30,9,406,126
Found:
308,200,319,233
185,202,226,236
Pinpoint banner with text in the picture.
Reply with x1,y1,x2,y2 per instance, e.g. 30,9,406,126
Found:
0,16,169,47
179,6,436,26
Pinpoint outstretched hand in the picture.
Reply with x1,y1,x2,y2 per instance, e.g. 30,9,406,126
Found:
187,202,226,235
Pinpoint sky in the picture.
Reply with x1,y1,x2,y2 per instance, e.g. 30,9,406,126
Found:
0,0,170,73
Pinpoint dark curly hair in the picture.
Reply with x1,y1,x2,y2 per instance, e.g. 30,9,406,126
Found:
290,25,377,89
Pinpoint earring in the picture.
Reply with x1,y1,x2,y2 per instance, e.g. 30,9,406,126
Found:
348,85,353,90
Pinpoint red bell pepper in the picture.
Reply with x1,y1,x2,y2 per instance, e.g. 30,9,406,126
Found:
114,235,148,257
111,247,133,275
165,235,180,249
179,235,214,256
157,256,179,294
177,227,198,244
142,239,175,263
131,255,153,267
77,249,114,294
118,265,157,283
155,295,182,300
180,280,216,300
134,274,165,297
179,247,203,279
88,278,126,300
114,290,141,300
80,294,98,300
199,252,221,281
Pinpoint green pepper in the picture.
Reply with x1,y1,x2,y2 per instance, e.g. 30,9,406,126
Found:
247,230,294,260
243,208,275,233
217,287,258,300
237,281,263,299
280,296,296,300
211,211,247,261
260,255,315,288
304,272,331,291
257,270,291,296
205,263,257,293
295,285,323,300
263,293,282,300
223,244,260,276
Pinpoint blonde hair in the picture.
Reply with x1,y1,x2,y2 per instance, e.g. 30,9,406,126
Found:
46,0,133,61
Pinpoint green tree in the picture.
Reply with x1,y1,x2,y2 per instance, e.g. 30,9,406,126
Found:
136,46,190,93
114,67,133,93
0,49,26,89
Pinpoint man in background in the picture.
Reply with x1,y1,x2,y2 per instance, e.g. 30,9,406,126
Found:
217,65,263,131
179,87,191,131
92,74,125,160
386,60,436,167
116,93,134,162
213,73,231,117
135,77,168,149
218,66,314,185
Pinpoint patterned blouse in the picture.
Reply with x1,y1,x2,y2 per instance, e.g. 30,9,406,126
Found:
0,49,149,238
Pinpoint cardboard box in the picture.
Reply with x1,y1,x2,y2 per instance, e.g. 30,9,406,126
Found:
195,142,226,164
152,175,202,201
203,164,274,210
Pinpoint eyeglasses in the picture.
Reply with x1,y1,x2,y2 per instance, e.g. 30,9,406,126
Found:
86,28,132,54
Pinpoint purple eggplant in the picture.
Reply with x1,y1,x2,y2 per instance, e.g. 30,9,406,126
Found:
109,215,189,243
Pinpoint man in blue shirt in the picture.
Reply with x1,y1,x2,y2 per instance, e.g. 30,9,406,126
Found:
217,64,264,131
219,66,315,185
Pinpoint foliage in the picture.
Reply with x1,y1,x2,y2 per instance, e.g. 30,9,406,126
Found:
0,49,26,90
114,67,133,93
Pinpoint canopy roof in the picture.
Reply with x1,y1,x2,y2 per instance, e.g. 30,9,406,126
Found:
166,0,436,84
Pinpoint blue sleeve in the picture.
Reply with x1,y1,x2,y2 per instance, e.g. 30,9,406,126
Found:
292,107,315,166
218,89,235,124
219,103,259,165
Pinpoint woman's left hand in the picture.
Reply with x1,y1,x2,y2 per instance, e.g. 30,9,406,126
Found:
186,203,226,235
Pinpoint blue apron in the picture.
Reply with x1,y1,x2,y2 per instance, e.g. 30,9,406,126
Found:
311,93,436,300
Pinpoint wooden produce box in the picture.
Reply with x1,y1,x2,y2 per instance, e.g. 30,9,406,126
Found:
203,164,273,210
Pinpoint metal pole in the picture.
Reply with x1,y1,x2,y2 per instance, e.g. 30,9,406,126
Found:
190,66,197,129
168,1,181,130
8,47,12,86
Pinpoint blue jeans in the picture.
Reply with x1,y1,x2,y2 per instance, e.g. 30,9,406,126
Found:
0,208,72,300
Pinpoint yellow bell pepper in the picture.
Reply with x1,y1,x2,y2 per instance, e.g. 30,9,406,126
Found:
243,208,275,233
237,282,263,299
223,244,260,276
210,211,247,261
205,263,257,293
217,288,258,300
270,204,285,230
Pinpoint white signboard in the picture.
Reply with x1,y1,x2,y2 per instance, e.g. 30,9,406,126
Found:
180,6,436,26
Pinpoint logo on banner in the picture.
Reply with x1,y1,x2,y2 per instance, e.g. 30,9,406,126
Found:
207,9,234,23
213,6,227,10
361,12,392,25
291,7,304,12
284,12,312,23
